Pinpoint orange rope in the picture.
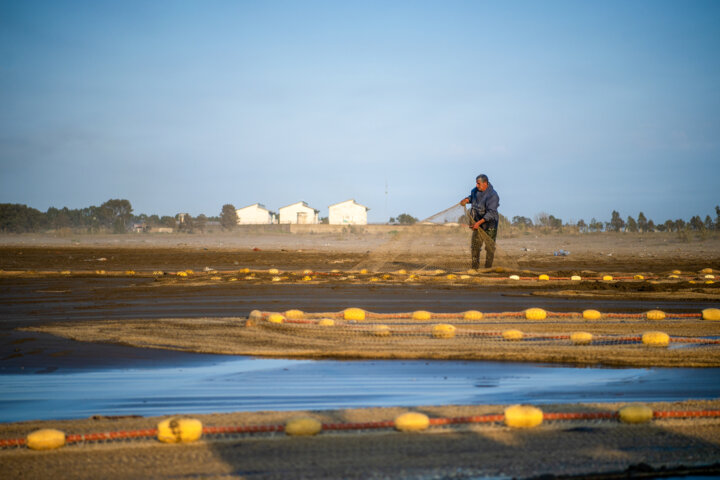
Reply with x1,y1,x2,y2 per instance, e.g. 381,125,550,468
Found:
4,409,720,449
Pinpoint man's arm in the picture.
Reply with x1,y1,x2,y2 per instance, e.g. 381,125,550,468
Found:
482,192,499,223
459,188,475,206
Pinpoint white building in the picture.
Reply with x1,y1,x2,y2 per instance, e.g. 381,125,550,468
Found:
278,201,319,224
235,203,275,225
328,199,369,225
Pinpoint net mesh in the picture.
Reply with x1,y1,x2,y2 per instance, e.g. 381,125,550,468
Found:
354,204,517,272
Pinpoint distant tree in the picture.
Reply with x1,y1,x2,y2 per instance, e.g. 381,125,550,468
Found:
512,216,533,228
576,219,587,232
177,213,194,233
320,217,329,224
689,215,705,231
220,204,237,230
0,203,45,232
548,215,562,229
716,206,720,230
663,219,674,232
98,199,133,233
195,214,208,233
589,217,603,232
647,220,655,232
160,216,176,229
609,210,624,232
637,212,648,232
626,216,638,233
705,215,714,231
656,223,667,232
388,217,396,224
675,218,686,231
534,212,550,227
396,213,418,225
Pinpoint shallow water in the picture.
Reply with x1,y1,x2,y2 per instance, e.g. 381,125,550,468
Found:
1,354,719,423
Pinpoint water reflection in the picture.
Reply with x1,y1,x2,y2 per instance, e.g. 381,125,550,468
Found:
1,357,718,422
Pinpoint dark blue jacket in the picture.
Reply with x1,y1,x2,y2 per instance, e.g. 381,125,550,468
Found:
466,183,500,226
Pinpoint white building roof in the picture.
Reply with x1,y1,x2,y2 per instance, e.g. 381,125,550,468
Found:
278,201,319,213
328,199,369,210
237,203,270,211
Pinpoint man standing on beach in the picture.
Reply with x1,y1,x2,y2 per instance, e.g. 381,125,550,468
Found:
459,174,500,269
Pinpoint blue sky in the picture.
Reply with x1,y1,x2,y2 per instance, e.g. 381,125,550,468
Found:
2,0,719,223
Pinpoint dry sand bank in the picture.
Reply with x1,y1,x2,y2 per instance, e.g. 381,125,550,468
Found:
26,314,720,368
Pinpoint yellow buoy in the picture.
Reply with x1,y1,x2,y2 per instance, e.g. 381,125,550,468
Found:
570,275,582,281
504,405,543,428
434,269,446,275
26,429,66,450
60,270,71,275
671,269,681,275
463,310,483,321
285,417,322,436
602,275,613,281
394,412,430,432
525,308,547,320
634,274,645,280
570,331,593,345
176,271,188,277
267,313,285,324
646,310,666,320
271,276,281,282
705,274,716,279
502,329,524,341
369,277,380,282
210,276,222,281
618,404,653,424
125,270,135,275
412,310,432,321
157,418,203,443
706,280,715,284
460,274,471,280
97,270,107,275
668,274,679,279
268,268,279,274
344,308,366,321
318,318,335,326
446,274,457,280
509,275,521,280
700,268,713,274
359,268,368,274
396,269,407,275
239,268,250,274
582,309,602,320
432,324,456,339
302,275,312,281
642,331,670,347
284,309,304,320
701,308,720,321
538,274,550,281
185,269,194,274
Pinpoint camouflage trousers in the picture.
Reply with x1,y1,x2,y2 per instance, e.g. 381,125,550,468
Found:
471,225,498,269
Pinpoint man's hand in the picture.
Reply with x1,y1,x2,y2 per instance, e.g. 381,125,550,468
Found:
459,198,469,206
470,220,483,230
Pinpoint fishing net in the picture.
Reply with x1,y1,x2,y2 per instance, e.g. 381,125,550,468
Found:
354,204,517,273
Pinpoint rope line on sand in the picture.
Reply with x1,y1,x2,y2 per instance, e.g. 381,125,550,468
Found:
4,408,720,450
